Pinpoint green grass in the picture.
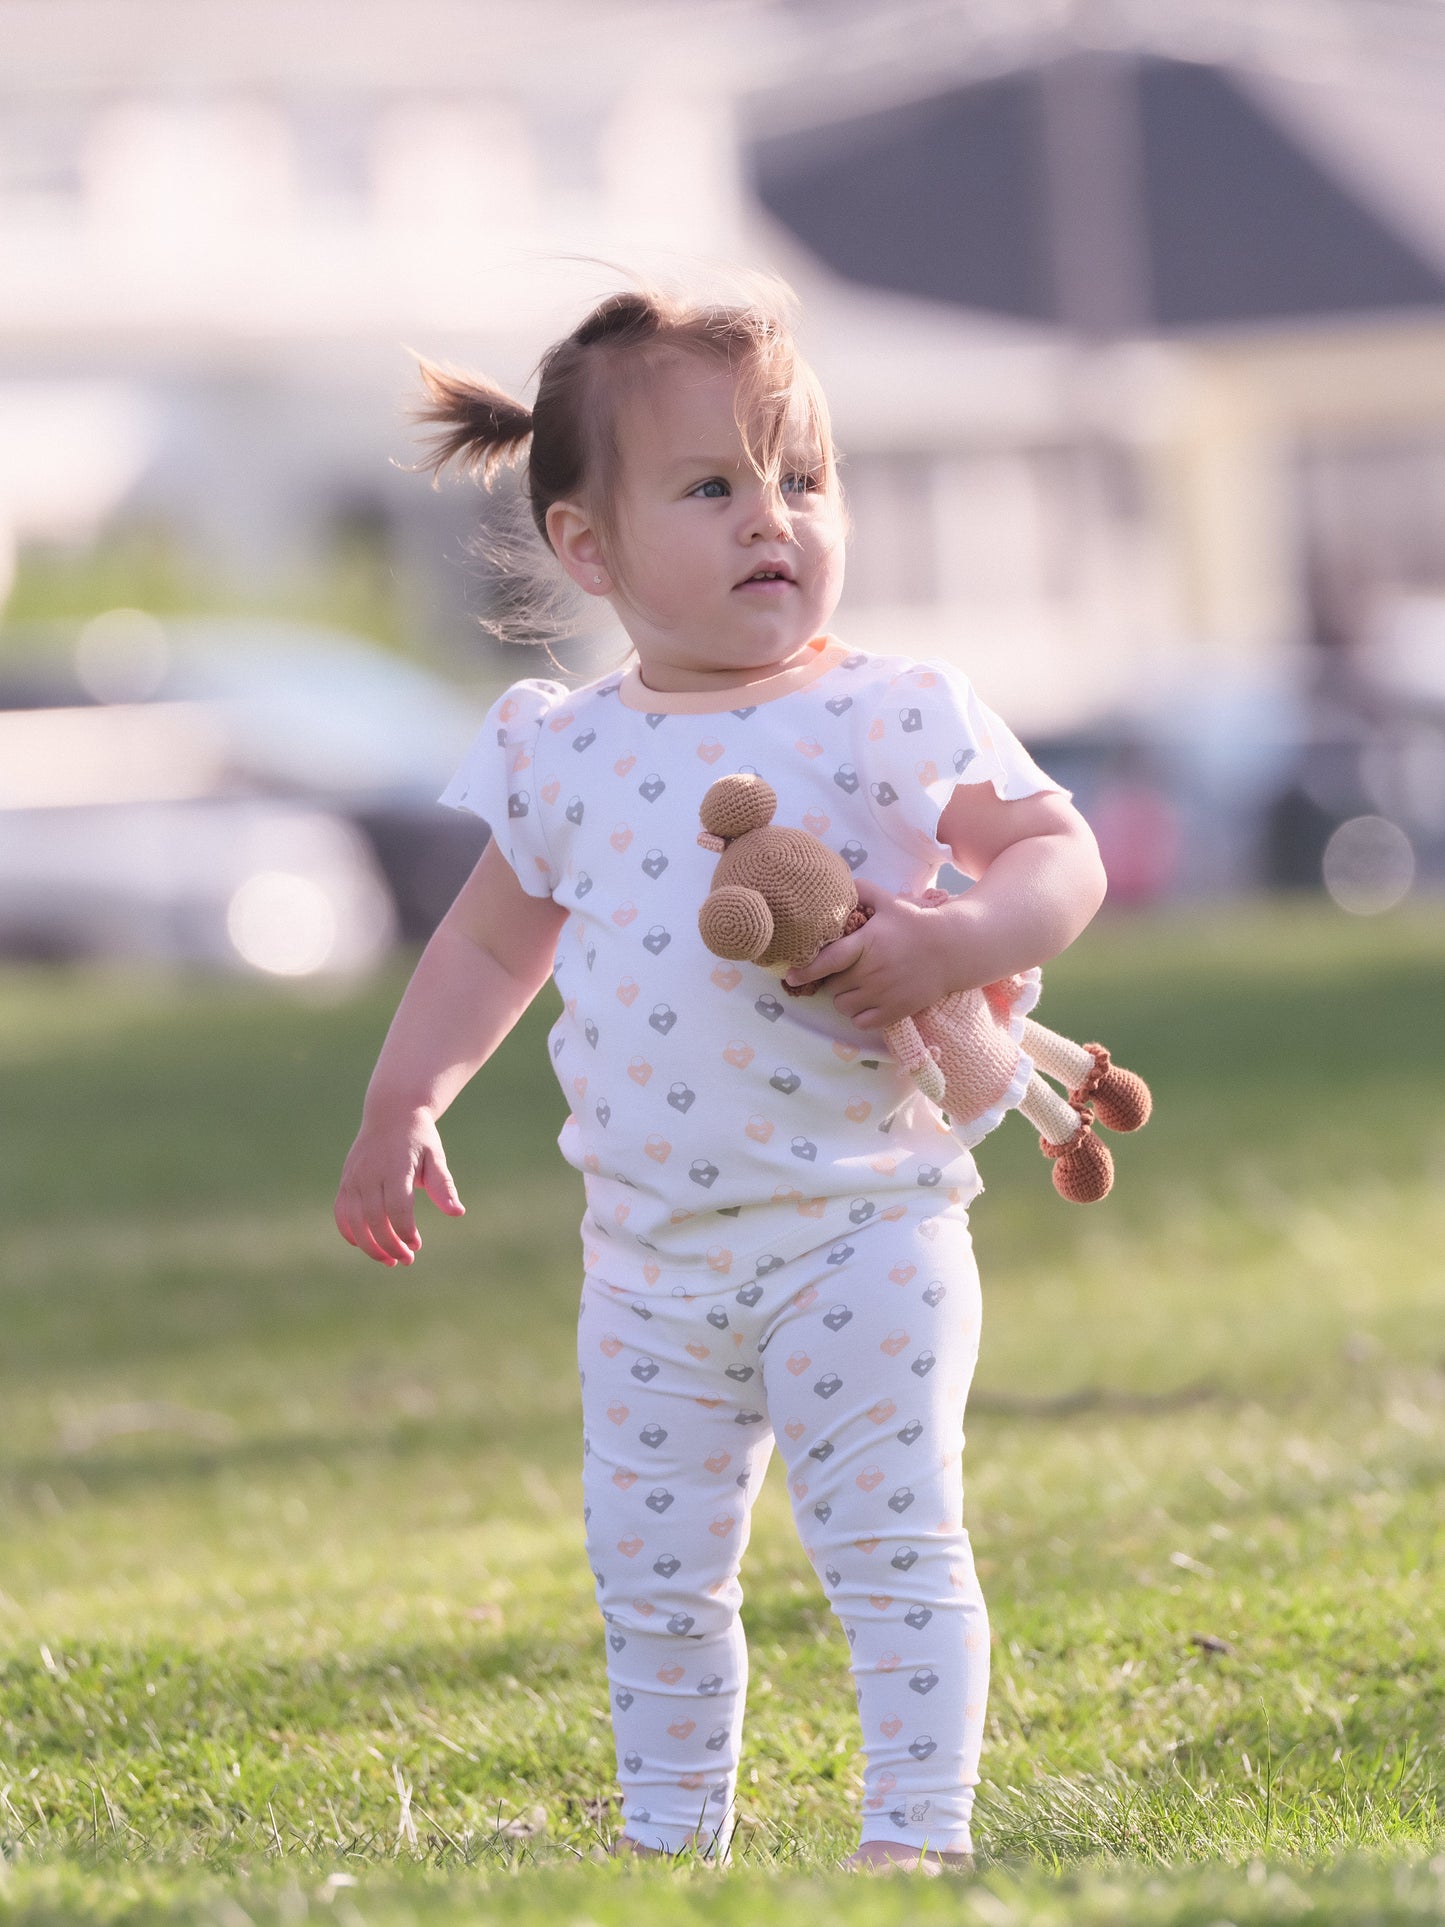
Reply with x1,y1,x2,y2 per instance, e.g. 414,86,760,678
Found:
1,902,1443,1923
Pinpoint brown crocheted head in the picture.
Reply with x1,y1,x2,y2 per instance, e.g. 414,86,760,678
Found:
696,773,859,970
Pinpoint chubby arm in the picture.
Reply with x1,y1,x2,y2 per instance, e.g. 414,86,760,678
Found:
335,838,568,1266
784,784,1107,1031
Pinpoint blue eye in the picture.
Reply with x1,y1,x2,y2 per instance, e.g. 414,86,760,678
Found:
691,478,730,499
782,470,820,495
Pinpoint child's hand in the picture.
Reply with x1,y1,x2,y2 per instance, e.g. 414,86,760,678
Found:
783,879,967,1030
334,1108,465,1267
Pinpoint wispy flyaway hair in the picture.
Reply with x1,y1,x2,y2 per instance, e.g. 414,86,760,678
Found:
410,275,839,647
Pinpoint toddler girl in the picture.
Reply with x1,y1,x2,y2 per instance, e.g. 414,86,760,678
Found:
335,286,1106,1872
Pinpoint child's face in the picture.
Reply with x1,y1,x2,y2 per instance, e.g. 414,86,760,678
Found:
597,354,846,689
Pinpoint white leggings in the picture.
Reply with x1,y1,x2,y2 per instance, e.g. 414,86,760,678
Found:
577,1207,988,1856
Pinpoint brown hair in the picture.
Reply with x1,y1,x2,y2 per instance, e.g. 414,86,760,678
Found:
411,280,839,645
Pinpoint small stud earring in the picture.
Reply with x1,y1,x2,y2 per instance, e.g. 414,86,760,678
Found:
594,572,603,585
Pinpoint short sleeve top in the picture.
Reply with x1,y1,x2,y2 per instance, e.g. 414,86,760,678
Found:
441,635,1064,1294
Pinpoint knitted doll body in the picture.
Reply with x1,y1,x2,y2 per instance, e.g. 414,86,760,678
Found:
697,774,1150,1203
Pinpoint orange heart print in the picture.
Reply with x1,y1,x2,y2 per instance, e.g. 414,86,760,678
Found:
541,778,560,803
745,1115,774,1143
723,1041,754,1068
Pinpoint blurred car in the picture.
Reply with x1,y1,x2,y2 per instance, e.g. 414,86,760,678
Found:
0,616,492,975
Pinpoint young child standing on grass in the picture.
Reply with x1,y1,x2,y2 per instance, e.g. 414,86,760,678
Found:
334,284,1106,1873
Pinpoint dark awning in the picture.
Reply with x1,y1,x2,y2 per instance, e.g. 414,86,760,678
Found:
749,52,1445,335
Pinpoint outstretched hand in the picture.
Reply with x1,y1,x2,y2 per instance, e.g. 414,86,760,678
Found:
782,877,970,1031
334,1109,465,1267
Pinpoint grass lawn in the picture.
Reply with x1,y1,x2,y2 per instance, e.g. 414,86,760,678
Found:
1,900,1442,1924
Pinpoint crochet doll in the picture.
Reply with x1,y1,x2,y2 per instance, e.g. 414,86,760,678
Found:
696,773,1150,1202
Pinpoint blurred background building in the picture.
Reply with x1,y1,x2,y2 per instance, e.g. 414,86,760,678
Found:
2,0,1443,973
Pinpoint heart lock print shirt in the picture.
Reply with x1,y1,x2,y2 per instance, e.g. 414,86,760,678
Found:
440,635,1063,1296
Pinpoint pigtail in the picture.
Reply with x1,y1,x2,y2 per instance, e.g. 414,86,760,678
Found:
410,357,534,487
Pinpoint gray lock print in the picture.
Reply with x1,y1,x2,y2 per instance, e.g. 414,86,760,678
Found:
724,1362,755,1383
507,790,530,818
624,1751,643,1773
493,725,507,745
575,872,593,897
909,1736,937,1760
644,712,666,730
705,1726,729,1752
698,1673,724,1696
791,1135,817,1161
755,994,784,1022
653,1552,681,1577
565,795,585,825
735,1282,764,1307
870,780,899,806
609,1631,626,1651
771,1067,802,1095
840,840,868,871
892,1546,919,1571
909,1669,940,1695
899,706,923,732
706,1306,730,1330
834,764,860,794
905,1605,933,1630
615,1688,633,1710
731,704,757,720
584,944,596,970
667,1082,696,1113
717,1204,741,1216
736,1470,750,1487
631,1357,659,1383
826,1243,855,1266
922,1282,946,1306
814,1371,843,1399
649,1003,677,1034
954,746,977,776
689,1159,719,1188
822,1304,853,1332
809,1438,834,1463
888,1487,916,1513
757,1254,785,1275
645,1487,674,1513
813,1500,832,1523
585,1020,599,1047
642,849,668,879
897,1419,924,1445
825,694,852,716
912,1349,937,1377
595,1100,611,1126
845,1624,857,1646
631,1300,652,1319
552,1034,566,1058
917,1165,942,1186
849,1198,876,1224
824,1564,841,1586
639,1422,667,1448
666,1611,695,1634
638,773,666,800
573,728,596,751
734,1408,765,1425
642,925,671,955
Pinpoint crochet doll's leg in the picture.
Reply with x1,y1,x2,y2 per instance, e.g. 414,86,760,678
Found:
761,1210,988,1859
1018,1074,1114,1202
578,1275,774,1859
1020,1022,1152,1134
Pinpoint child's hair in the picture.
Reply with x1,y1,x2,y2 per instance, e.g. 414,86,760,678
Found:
410,277,839,648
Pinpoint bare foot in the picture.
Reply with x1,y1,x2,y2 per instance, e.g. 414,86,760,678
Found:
843,1839,975,1874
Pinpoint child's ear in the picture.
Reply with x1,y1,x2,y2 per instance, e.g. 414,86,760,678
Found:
545,499,612,596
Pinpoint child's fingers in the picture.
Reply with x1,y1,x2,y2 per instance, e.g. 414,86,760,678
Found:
418,1144,466,1217
785,924,866,988
382,1177,422,1254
